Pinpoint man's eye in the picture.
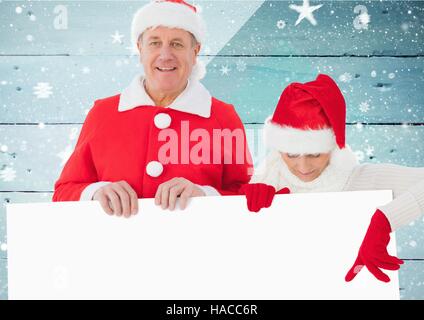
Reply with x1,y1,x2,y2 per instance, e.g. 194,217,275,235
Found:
150,42,160,46
172,42,183,48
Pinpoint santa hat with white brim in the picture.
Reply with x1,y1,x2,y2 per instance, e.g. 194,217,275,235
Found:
263,74,358,170
131,0,206,80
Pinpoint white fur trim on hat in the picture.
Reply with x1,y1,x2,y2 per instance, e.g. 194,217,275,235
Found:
264,116,337,154
131,1,206,52
329,145,359,171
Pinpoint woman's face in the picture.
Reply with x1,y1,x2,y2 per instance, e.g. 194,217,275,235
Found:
281,152,331,182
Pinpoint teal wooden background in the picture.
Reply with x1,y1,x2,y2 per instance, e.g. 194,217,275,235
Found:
1,0,423,299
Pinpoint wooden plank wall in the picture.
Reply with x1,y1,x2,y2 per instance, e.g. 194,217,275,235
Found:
0,0,423,299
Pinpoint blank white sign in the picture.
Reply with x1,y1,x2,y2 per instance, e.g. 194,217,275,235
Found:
6,191,399,300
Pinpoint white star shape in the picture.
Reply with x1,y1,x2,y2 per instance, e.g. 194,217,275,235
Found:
289,0,323,26
220,65,231,76
111,30,124,44
365,145,374,157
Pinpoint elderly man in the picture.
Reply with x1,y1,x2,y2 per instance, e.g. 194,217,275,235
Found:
53,0,252,217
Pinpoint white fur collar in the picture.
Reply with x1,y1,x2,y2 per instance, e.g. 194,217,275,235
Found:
251,146,358,193
118,75,212,118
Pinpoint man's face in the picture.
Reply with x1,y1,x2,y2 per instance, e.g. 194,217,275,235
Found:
281,152,331,182
137,26,201,95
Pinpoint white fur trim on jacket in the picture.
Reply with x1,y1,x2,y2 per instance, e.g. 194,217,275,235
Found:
264,116,337,154
131,1,206,51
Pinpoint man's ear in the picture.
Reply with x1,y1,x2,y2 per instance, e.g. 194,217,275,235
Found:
137,41,143,62
194,42,201,56
193,43,201,64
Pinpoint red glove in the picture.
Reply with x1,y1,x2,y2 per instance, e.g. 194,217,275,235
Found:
239,183,290,213
345,209,404,283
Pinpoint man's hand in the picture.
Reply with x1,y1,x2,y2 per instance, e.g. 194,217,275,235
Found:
93,181,139,218
345,209,404,283
154,177,205,211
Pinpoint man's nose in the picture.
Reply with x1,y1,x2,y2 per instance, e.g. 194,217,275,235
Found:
158,44,173,60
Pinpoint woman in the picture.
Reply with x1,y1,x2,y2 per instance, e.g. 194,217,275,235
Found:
240,74,424,283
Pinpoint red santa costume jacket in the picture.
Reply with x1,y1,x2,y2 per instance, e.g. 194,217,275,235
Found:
53,75,252,201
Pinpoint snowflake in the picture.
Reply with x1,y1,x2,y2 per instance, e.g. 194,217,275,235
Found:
359,101,370,113
236,59,247,72
365,145,374,156
339,72,352,83
276,20,286,30
111,30,124,44
82,67,90,74
33,82,53,99
354,150,365,162
0,166,16,182
57,145,73,166
219,65,231,76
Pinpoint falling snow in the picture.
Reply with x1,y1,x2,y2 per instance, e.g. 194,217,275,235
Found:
339,72,353,83
359,101,370,113
236,59,247,72
0,166,16,182
33,82,53,99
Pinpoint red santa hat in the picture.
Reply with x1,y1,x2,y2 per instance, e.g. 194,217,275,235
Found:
131,0,206,79
264,74,350,155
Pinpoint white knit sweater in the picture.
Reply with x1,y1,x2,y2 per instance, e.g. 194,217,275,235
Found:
250,149,424,231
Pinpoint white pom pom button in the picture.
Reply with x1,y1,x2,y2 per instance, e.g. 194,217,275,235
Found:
154,113,172,129
146,161,163,178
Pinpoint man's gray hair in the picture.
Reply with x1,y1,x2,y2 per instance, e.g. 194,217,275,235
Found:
138,28,199,47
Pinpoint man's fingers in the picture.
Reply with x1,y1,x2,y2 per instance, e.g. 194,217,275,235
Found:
168,184,185,211
365,261,391,283
179,186,193,210
106,190,122,216
159,179,181,209
119,182,139,215
112,184,131,218
345,255,363,282
154,184,163,206
98,193,113,215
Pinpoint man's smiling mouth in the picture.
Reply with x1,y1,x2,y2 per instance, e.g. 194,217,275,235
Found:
156,67,177,72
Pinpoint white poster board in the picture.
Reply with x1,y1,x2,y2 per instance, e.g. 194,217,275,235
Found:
6,191,399,300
